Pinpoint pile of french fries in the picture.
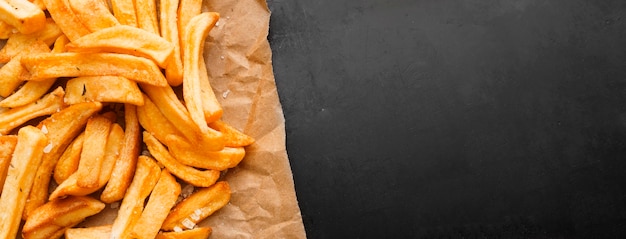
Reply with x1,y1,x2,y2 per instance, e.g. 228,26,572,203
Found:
0,0,255,238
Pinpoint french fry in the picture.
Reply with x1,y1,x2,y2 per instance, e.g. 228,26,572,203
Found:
209,120,255,147
109,0,136,27
64,225,112,238
131,170,181,239
51,34,69,52
0,87,65,135
156,227,212,239
100,104,140,203
22,196,106,239
0,126,47,239
161,181,231,231
136,93,183,142
74,114,112,188
21,52,169,86
110,155,161,239
0,40,50,97
0,20,14,39
64,76,144,105
143,132,221,187
177,0,202,51
182,12,223,131
65,25,175,68
53,132,84,184
0,135,17,194
24,101,102,219
41,0,90,41
68,0,119,32
135,0,158,34
159,0,183,85
165,134,245,171
0,18,62,63
0,0,46,34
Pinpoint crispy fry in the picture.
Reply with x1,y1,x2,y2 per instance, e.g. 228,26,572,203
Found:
156,227,212,239
74,114,112,188
0,18,61,62
110,155,161,239
0,135,17,194
162,181,231,231
131,170,181,239
183,12,222,131
68,0,119,32
53,132,84,184
135,0,158,34
0,87,65,135
0,78,56,108
21,52,168,86
65,25,175,68
0,0,46,34
24,102,102,218
177,0,202,51
0,40,50,97
0,20,14,39
41,0,90,41
51,34,69,52
64,225,112,238
22,196,106,239
0,126,47,239
64,76,144,105
209,120,255,147
166,135,245,171
160,0,183,85
143,132,221,187
100,104,140,203
136,93,183,142
110,0,136,26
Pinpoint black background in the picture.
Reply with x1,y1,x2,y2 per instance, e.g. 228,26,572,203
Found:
267,0,626,238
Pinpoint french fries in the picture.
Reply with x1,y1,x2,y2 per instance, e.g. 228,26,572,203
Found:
157,227,212,239
131,170,181,239
0,87,65,135
53,132,84,184
161,181,231,231
0,0,45,34
64,76,144,105
68,0,119,32
0,135,18,194
64,225,112,238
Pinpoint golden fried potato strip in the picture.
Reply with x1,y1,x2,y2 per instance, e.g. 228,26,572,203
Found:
0,135,17,194
110,0,136,27
65,25,175,68
41,0,90,41
0,18,60,63
74,114,112,188
0,20,14,39
161,181,231,231
136,94,183,142
165,134,245,171
0,126,47,239
209,120,255,147
131,170,181,239
53,132,84,184
0,87,65,135
135,0,158,34
0,0,45,34
0,40,50,98
68,0,119,32
159,0,183,86
156,227,212,239
64,225,112,239
177,0,202,51
22,196,106,239
64,76,144,105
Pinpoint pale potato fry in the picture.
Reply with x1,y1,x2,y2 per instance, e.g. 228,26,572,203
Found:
0,40,50,97
0,135,17,194
68,0,119,32
65,225,112,239
65,25,175,68
0,18,62,62
74,114,112,188
199,55,223,123
53,132,84,184
131,170,181,239
162,181,231,231
135,0,158,34
182,12,222,131
100,104,140,203
0,0,45,34
143,132,221,187
110,0,136,27
24,101,102,219
41,0,90,41
22,196,106,239
159,0,183,85
64,76,144,105
110,155,161,239
0,87,65,135
0,126,47,239
209,120,255,147
21,52,168,86
156,227,212,239
165,134,245,171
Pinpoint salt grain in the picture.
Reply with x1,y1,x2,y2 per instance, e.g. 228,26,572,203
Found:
181,218,196,229
43,143,53,153
173,226,183,232
41,125,48,134
222,90,230,99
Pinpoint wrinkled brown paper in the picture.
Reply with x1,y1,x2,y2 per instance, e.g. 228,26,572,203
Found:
81,0,307,238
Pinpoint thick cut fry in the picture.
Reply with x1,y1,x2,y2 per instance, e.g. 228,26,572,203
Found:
0,135,17,194
183,13,222,134
209,120,255,147
156,227,212,239
199,56,223,123
137,94,183,142
22,196,106,239
134,0,158,34
141,84,224,151
0,0,45,34
68,0,119,32
165,135,245,171
51,34,69,52
65,225,112,239
74,114,112,188
0,87,65,135
53,132,84,184
100,104,140,203
131,170,181,239
64,76,144,105
177,0,202,51
21,52,168,86
24,101,102,219
65,25,175,68
110,155,161,239
0,21,14,39
0,79,56,108
0,40,50,97
110,0,136,27
0,18,60,63
41,0,90,41
0,126,47,239
160,0,183,85
144,132,221,187
162,181,231,231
